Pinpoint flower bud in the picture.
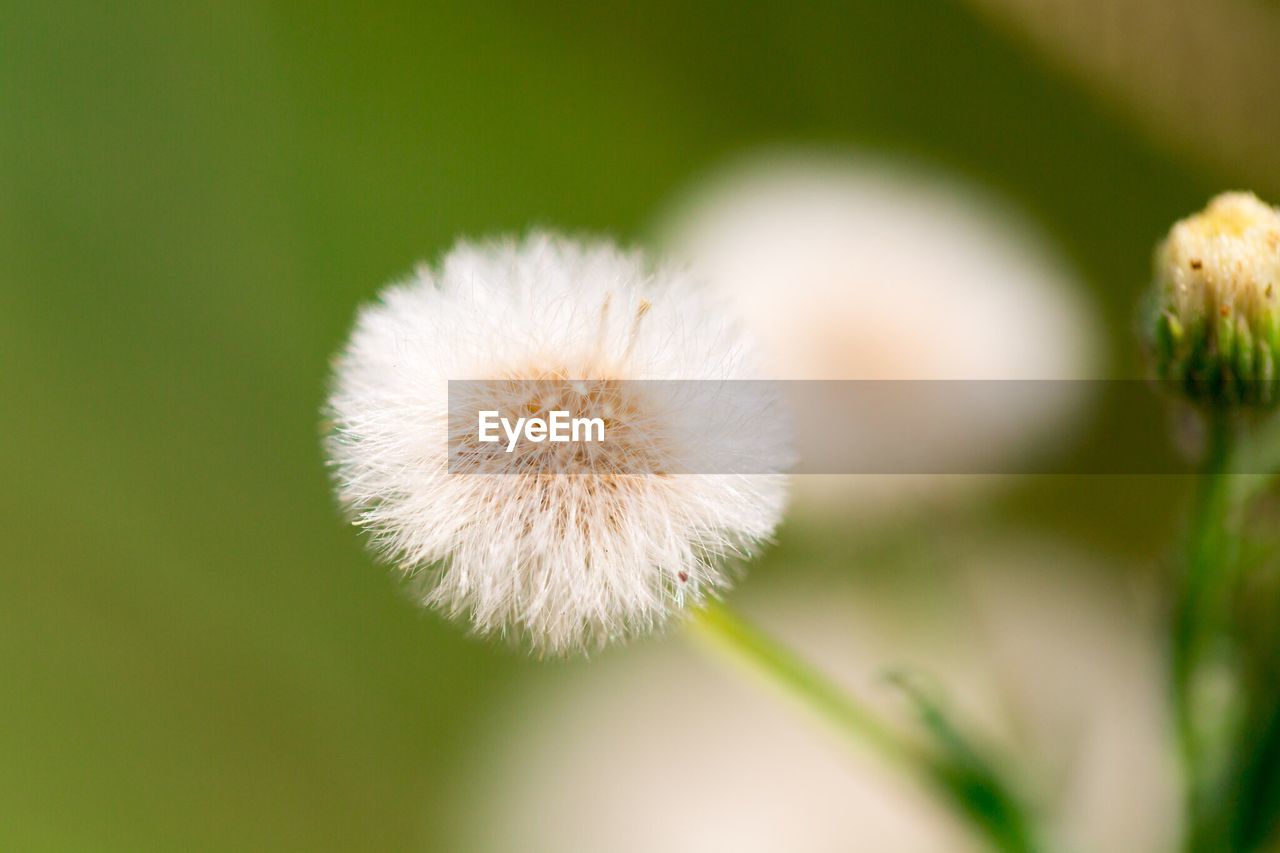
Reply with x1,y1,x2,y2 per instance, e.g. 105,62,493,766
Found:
1151,192,1280,405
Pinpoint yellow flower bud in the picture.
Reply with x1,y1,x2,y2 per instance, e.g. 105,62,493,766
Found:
1151,192,1280,405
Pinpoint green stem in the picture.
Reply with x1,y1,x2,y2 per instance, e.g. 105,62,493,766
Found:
691,598,924,770
1225,687,1280,850
690,599,1037,852
1175,410,1244,849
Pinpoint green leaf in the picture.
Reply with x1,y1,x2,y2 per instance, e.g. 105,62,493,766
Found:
885,670,1039,853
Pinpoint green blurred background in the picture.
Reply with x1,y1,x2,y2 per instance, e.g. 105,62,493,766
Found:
2,1,1275,849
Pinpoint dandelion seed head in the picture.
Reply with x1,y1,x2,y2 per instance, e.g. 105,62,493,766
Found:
325,233,789,654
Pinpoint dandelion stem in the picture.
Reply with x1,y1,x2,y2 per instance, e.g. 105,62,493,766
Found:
690,599,1039,852
691,599,923,770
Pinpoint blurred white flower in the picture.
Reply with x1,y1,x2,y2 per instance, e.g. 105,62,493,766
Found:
463,538,1178,853
326,233,789,654
661,153,1099,513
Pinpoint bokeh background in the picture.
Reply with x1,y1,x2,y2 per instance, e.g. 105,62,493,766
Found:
3,1,1279,850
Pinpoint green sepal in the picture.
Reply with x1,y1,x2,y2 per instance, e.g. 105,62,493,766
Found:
1258,343,1275,405
1236,320,1255,382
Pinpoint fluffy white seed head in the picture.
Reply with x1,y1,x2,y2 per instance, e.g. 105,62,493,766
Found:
325,233,789,654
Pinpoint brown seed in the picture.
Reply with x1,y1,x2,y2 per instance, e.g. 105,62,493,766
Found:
1190,258,1203,270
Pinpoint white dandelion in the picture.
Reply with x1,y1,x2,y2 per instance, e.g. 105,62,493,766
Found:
325,232,789,654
